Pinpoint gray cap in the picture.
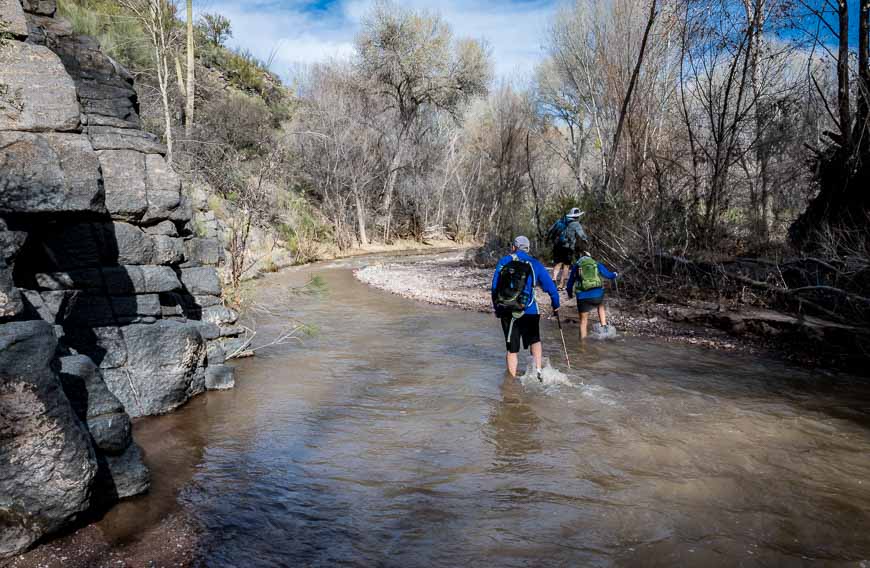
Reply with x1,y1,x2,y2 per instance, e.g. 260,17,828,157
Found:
513,235,530,251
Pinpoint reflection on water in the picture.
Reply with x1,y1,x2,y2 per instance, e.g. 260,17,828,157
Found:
103,258,870,566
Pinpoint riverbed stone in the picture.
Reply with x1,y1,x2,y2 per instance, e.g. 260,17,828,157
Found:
0,320,98,558
0,0,28,38
87,413,132,454
102,444,149,499
0,132,104,215
0,42,79,131
98,149,147,221
100,320,206,417
205,364,234,390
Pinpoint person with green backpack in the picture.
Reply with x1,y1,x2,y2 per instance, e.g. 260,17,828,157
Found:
492,236,561,378
566,250,618,340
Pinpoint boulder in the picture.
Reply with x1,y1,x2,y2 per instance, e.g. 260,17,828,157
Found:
97,149,147,221
201,305,238,326
0,265,23,319
62,325,128,370
101,320,206,417
0,0,28,38
87,413,132,454
21,0,56,15
58,355,133,455
205,364,235,390
206,341,226,365
0,41,79,131
0,321,98,558
151,234,185,265
112,223,183,266
23,289,78,324
36,265,181,295
142,154,182,223
58,355,124,418
182,237,223,267
0,219,27,262
180,266,221,296
101,444,149,499
144,220,178,237
87,126,166,154
23,12,71,47
0,132,104,215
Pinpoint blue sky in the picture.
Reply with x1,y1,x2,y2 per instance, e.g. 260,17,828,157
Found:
196,0,560,82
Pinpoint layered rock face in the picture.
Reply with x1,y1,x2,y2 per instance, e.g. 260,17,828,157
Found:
1,0,238,557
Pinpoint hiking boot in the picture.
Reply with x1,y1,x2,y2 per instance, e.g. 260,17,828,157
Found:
536,368,543,382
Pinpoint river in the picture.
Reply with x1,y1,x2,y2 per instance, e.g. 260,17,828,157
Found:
98,255,870,567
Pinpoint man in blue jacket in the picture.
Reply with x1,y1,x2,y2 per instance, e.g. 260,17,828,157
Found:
492,236,561,378
567,250,618,340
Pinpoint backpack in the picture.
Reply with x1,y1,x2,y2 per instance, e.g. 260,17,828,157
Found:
494,254,534,316
575,256,602,292
546,217,568,245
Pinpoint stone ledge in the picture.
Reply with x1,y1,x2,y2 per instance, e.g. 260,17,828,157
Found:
0,41,79,131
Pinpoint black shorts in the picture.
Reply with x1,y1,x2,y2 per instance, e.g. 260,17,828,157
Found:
577,296,604,313
552,245,574,265
500,314,541,353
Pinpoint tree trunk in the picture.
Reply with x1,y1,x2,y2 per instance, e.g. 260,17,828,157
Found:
603,0,658,194
837,0,851,148
185,0,195,137
381,143,404,242
857,0,869,149
155,43,173,164
354,189,368,246
174,55,186,99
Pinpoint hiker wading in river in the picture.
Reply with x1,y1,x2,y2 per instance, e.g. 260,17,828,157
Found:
567,250,618,340
546,207,588,290
492,236,560,378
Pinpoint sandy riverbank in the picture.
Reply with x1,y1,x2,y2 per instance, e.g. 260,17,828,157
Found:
354,253,837,360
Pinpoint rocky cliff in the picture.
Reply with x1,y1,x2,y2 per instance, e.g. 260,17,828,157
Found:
0,0,240,557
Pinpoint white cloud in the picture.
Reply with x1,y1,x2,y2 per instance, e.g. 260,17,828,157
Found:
199,0,559,82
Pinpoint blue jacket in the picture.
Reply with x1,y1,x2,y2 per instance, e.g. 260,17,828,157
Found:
491,250,560,316
567,258,617,300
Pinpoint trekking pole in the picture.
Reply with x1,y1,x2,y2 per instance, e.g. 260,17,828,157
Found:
555,309,571,369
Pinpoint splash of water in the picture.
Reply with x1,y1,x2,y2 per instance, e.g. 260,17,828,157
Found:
519,358,572,388
590,323,618,340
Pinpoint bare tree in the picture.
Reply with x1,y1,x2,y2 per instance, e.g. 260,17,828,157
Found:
355,0,491,241
185,0,195,137
121,0,179,164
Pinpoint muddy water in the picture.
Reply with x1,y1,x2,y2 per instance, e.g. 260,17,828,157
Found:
107,256,870,567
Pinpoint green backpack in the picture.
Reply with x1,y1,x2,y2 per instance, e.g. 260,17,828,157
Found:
575,256,602,292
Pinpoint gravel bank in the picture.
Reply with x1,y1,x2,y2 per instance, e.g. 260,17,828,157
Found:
355,253,844,364
354,254,750,352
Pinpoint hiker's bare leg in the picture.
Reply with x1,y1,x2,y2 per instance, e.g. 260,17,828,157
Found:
552,263,563,283
506,352,518,377
579,312,589,340
598,305,607,326
530,341,543,370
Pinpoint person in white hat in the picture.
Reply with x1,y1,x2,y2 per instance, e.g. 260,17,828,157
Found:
546,208,588,290
491,236,560,378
